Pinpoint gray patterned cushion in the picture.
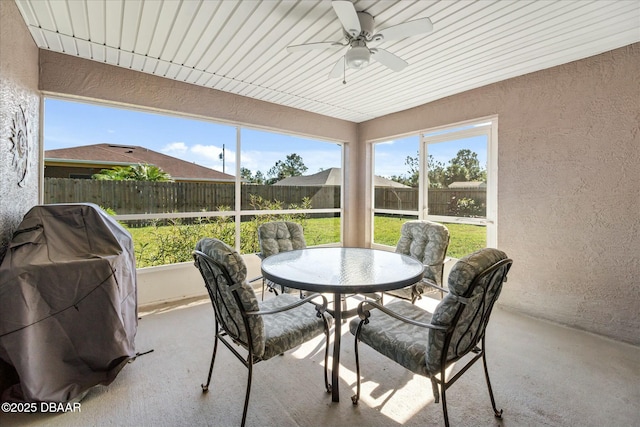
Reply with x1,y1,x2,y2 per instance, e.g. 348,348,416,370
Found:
260,294,331,360
195,238,266,357
351,248,509,379
387,220,449,300
258,221,306,257
349,299,432,376
196,238,329,361
425,248,508,374
258,222,306,293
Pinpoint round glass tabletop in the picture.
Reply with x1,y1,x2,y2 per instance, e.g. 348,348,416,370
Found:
261,247,424,294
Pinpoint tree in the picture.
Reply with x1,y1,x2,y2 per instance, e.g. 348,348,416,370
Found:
240,167,265,184
388,149,485,188
253,170,265,184
240,167,253,181
427,154,446,188
266,153,308,184
404,153,420,187
443,149,486,186
92,163,173,182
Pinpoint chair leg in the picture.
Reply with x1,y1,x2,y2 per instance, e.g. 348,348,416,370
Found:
435,366,451,427
323,325,331,393
240,360,253,427
201,334,219,392
351,322,364,404
441,380,450,427
481,341,503,418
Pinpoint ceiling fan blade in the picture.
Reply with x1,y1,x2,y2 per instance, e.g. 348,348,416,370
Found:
329,56,345,79
287,42,345,53
332,1,361,38
372,17,433,42
371,48,408,72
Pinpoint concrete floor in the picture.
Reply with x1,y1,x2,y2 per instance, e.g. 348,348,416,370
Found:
1,293,639,427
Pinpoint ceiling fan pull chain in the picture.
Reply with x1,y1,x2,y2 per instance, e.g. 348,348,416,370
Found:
343,58,347,85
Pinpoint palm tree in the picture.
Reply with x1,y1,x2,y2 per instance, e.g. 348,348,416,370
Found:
92,163,173,182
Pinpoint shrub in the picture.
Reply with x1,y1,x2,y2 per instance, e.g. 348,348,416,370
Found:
130,196,312,267
447,196,484,217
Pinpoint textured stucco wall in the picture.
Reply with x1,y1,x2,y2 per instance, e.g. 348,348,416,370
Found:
360,44,640,345
38,51,356,144
0,0,40,262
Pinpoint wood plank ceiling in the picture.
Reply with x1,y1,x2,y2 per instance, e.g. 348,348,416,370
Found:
14,0,640,123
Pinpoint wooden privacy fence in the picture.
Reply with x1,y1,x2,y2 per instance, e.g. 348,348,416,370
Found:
44,178,485,217
374,187,486,216
43,178,340,214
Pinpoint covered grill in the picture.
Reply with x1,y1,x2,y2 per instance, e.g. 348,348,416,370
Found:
0,203,137,402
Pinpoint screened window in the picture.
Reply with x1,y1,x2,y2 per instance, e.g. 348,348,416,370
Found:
43,98,343,267
372,118,497,259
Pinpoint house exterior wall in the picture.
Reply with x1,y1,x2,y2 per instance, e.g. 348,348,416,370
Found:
0,0,40,262
359,43,640,345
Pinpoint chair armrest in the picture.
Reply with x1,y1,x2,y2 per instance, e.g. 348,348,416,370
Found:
246,293,329,317
355,300,449,331
424,257,450,268
421,278,448,294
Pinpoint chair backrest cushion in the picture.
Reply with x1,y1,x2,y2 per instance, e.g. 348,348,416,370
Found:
258,221,306,257
195,238,266,357
425,248,510,375
395,220,450,285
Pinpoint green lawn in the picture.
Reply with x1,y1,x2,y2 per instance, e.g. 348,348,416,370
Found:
373,216,486,258
127,216,485,268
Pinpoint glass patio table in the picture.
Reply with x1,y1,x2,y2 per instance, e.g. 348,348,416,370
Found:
260,247,424,402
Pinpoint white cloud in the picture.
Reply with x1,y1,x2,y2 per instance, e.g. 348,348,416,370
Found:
162,142,189,154
192,144,229,160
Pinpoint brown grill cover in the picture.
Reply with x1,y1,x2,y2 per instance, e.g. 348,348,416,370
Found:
0,203,137,402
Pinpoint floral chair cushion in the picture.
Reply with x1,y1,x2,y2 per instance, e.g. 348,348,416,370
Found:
387,220,450,301
258,221,306,257
349,299,432,376
350,248,509,377
259,293,331,360
195,238,266,358
258,222,306,293
425,248,508,374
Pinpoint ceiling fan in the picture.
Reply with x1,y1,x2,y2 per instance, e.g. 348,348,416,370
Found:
286,1,433,81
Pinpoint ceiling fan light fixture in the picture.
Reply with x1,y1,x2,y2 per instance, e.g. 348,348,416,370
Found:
345,46,370,69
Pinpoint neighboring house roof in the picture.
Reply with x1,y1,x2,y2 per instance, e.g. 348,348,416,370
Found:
273,168,410,188
45,143,234,182
448,181,487,189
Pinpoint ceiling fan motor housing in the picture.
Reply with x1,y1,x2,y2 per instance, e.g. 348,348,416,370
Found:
355,12,375,40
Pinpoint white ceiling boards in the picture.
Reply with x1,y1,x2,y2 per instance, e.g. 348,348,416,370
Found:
15,0,640,123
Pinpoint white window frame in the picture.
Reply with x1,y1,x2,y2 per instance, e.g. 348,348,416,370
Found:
42,96,345,259
371,116,498,249
421,116,498,248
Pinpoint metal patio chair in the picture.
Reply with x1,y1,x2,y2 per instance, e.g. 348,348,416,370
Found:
350,248,513,427
385,220,450,303
257,221,307,298
193,238,331,427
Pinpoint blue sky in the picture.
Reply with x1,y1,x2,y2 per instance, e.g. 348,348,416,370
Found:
44,98,486,179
